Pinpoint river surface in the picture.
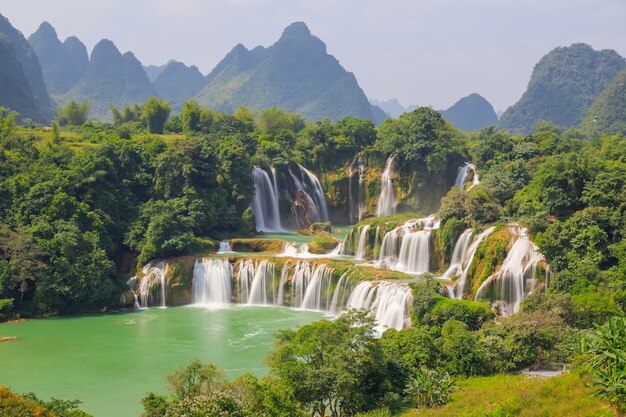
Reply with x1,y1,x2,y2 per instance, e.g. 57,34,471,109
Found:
0,305,324,417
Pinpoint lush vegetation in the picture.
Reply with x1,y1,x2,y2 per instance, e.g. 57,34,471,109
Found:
582,68,626,136
499,43,625,134
0,386,92,417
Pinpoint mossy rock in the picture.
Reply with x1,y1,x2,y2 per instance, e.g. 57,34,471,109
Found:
467,224,512,298
230,238,285,253
308,236,340,254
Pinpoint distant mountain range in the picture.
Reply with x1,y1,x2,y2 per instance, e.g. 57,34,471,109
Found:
0,14,52,122
194,22,386,123
371,93,498,131
499,43,626,134
0,13,625,132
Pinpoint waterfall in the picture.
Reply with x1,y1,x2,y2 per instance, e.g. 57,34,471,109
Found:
375,216,439,274
347,281,412,331
278,242,312,258
475,227,546,316
451,226,495,298
236,260,255,303
355,225,371,259
126,276,140,309
395,230,431,274
276,261,289,305
292,261,312,307
300,264,335,311
455,163,480,191
349,154,366,223
251,166,283,232
138,262,168,308
247,260,276,305
192,259,233,305
442,229,474,278
289,164,329,225
217,240,233,254
329,272,352,313
377,155,397,217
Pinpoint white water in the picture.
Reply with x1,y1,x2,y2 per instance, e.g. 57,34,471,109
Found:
347,281,412,331
376,155,397,217
126,276,140,309
329,272,352,313
448,227,495,299
356,224,371,259
442,229,474,278
300,264,335,311
192,258,233,305
138,262,168,308
217,240,234,254
246,260,276,305
376,216,440,274
455,162,480,191
475,227,546,315
349,154,366,223
289,164,329,224
251,166,283,232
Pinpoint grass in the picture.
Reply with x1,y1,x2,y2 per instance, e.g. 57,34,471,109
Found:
400,373,614,417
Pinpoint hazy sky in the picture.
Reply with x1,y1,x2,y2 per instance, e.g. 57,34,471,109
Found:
2,0,625,111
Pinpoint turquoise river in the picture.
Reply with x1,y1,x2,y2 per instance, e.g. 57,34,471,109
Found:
0,305,324,417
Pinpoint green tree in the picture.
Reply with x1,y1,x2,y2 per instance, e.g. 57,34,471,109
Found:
58,100,91,126
181,99,202,134
142,96,172,134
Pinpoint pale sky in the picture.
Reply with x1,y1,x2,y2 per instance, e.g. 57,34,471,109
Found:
2,0,625,112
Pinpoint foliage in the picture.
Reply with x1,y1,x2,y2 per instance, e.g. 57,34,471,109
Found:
57,100,90,126
141,96,171,134
582,316,626,415
404,369,456,408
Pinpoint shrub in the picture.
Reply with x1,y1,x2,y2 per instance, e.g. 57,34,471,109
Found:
404,369,456,408
427,297,494,331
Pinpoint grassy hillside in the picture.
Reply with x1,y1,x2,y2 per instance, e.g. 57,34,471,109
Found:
400,373,614,417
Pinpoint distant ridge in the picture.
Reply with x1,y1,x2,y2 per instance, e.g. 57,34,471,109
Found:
61,39,156,120
441,93,498,131
499,43,626,134
28,22,88,95
0,13,52,122
195,22,386,124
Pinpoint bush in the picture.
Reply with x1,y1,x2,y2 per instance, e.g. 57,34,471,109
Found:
308,236,339,254
404,369,456,408
427,297,494,331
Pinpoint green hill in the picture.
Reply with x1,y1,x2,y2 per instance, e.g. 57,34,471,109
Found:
28,22,88,95
0,34,41,121
195,22,386,124
440,93,498,131
62,39,156,121
581,68,626,135
499,43,625,134
153,60,205,109
0,13,52,122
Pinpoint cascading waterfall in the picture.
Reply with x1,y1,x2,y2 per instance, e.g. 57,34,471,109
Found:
455,162,480,191
251,166,283,232
138,262,168,308
376,216,439,274
395,230,431,274
442,229,474,278
247,260,277,305
355,224,371,259
192,258,233,305
276,261,289,306
349,154,366,223
347,281,412,331
126,276,140,309
449,226,495,299
217,240,233,254
289,164,329,225
475,227,546,316
377,155,397,217
329,272,352,313
236,260,255,303
278,242,312,258
300,264,335,311
292,261,312,307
